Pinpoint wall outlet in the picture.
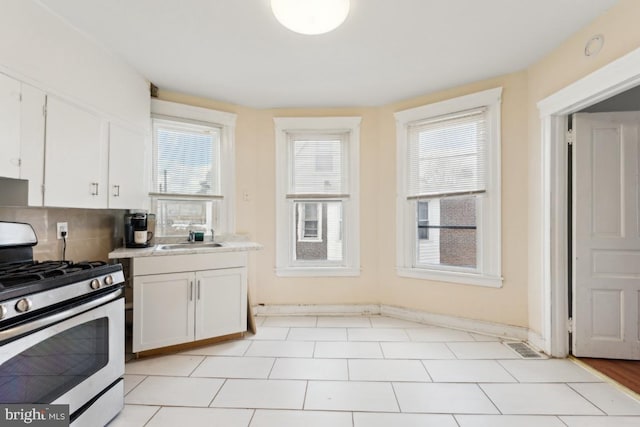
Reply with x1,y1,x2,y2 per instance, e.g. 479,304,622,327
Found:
56,222,68,239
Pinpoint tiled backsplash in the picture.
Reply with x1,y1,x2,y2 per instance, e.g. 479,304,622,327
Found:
0,207,126,262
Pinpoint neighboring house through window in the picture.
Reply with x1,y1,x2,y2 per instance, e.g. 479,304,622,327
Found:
395,88,502,287
275,117,361,276
150,99,236,237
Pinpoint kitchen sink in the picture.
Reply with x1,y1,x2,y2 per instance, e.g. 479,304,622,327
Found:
156,242,223,250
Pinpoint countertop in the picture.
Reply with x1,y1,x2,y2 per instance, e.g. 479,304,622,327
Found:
108,236,262,259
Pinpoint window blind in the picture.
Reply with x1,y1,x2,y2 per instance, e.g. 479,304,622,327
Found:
407,108,487,199
154,120,221,196
288,133,347,198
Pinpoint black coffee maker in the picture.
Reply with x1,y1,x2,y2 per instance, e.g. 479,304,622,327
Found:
124,212,154,248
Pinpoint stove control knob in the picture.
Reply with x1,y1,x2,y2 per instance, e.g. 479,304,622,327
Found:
15,298,32,313
0,305,6,319
90,279,101,290
104,275,114,286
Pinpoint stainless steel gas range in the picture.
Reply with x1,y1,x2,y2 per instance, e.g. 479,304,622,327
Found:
0,221,125,426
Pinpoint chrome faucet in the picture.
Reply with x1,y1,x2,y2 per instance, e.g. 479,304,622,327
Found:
210,229,215,242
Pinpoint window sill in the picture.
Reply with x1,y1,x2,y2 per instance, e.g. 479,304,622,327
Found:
276,267,361,278
397,267,503,288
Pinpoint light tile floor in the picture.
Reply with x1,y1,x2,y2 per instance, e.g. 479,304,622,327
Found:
109,315,640,427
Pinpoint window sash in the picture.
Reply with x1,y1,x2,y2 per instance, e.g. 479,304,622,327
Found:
153,119,222,197
407,108,486,199
287,132,349,197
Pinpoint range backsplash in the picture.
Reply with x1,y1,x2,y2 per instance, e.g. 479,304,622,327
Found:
0,207,125,262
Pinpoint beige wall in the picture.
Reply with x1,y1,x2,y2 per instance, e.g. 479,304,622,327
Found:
526,0,640,335
157,70,531,327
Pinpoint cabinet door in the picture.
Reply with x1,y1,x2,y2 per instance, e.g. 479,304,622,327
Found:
19,85,46,206
195,267,247,340
0,73,21,178
44,96,108,208
133,272,195,352
108,123,147,209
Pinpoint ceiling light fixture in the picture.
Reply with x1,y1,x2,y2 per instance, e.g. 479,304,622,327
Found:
270,0,350,35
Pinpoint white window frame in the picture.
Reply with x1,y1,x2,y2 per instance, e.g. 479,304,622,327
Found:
275,117,361,277
395,87,503,287
150,99,237,235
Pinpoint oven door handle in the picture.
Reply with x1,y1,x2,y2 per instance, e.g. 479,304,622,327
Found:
0,288,123,343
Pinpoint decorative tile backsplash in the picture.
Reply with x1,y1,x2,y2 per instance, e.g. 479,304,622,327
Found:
0,207,126,262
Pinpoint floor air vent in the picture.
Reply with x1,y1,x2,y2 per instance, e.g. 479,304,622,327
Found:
505,342,545,359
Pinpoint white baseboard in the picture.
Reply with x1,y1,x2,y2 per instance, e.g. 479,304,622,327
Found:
380,305,529,341
254,304,381,316
253,303,529,343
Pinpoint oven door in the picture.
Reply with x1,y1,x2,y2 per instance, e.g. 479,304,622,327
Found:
0,289,124,421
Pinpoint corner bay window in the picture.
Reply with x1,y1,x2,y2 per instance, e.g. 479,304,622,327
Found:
150,99,236,237
396,88,502,287
275,117,360,276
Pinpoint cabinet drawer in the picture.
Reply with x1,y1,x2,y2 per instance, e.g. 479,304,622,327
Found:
133,251,247,276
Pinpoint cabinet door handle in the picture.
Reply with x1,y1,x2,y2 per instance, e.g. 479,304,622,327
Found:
91,182,99,196
197,280,201,300
189,281,193,301
113,184,120,197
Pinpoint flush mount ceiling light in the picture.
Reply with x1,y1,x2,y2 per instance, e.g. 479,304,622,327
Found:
271,0,350,35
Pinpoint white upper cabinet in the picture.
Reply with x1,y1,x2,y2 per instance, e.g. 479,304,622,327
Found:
108,123,147,210
0,75,46,206
0,73,21,178
44,96,109,208
19,84,46,206
43,96,148,210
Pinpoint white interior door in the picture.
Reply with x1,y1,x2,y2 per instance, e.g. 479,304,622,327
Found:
573,112,640,359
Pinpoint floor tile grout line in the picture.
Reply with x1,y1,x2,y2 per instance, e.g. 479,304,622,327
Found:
266,356,278,379
140,405,163,427
245,409,257,427
476,382,504,416
419,359,434,382
242,340,253,357
206,378,227,408
187,355,208,377
302,380,309,410
389,381,403,413
495,359,522,383
565,382,611,416
123,374,149,397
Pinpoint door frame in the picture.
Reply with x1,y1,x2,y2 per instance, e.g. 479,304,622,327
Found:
537,47,640,357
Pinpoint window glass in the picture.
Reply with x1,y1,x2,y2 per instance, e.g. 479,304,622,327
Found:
154,199,219,237
294,201,343,262
415,196,477,269
290,135,345,195
154,121,220,195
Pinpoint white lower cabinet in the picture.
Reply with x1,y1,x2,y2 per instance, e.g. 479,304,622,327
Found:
132,252,247,353
195,268,247,340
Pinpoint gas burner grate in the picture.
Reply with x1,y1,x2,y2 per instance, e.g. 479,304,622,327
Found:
0,260,107,288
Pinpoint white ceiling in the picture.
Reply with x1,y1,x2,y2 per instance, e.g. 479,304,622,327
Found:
36,0,618,109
